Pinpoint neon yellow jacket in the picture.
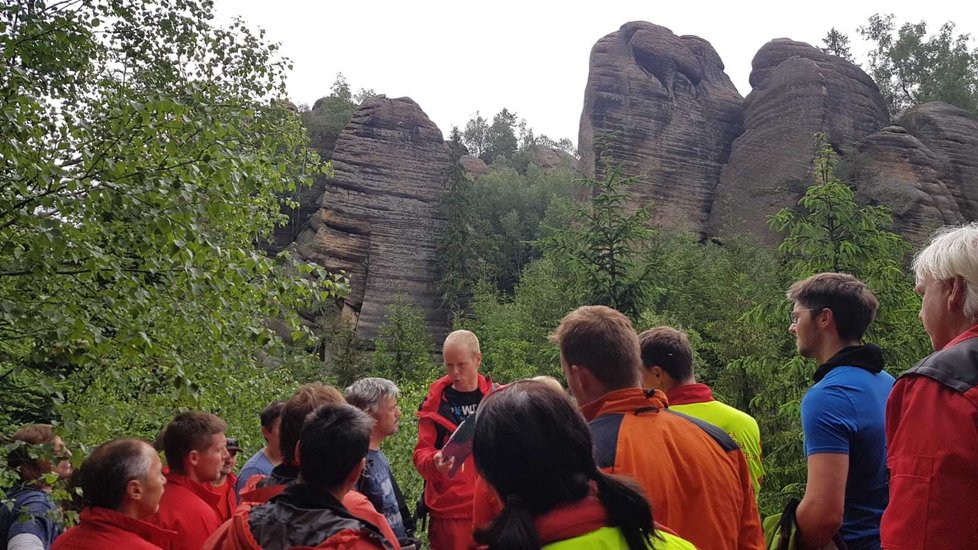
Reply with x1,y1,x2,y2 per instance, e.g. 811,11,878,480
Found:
543,527,697,550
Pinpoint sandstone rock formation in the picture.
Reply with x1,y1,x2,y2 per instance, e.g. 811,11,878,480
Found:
852,126,963,243
459,154,489,177
708,39,889,242
578,21,744,233
898,102,978,222
294,97,451,342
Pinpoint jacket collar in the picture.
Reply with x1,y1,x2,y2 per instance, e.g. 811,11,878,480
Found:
944,323,978,350
813,343,885,382
164,471,222,507
579,388,669,422
534,489,607,545
665,383,714,406
416,373,495,427
80,506,176,547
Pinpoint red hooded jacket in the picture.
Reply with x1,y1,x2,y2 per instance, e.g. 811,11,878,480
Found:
53,507,176,550
150,471,223,550
413,374,494,519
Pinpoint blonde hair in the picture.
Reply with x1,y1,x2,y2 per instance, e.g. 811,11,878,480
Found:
530,375,565,392
443,330,481,355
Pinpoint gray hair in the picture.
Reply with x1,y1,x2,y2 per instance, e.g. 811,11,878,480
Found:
345,377,400,414
913,223,978,321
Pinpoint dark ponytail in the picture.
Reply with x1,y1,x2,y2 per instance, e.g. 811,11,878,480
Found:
593,470,657,550
474,494,541,550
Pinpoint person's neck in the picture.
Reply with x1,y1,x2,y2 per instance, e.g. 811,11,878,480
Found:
262,446,282,467
814,339,862,366
211,474,228,487
369,432,384,452
118,501,142,520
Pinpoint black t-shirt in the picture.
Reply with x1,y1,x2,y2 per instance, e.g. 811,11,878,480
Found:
443,386,483,425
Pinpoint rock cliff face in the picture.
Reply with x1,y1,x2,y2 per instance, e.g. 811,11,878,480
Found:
578,21,744,233
852,126,964,243
294,97,451,342
708,39,890,242
898,102,978,223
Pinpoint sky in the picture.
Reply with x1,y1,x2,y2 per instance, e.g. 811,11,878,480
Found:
213,1,978,147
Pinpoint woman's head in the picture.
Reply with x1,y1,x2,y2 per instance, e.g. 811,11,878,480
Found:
6,424,72,483
473,380,594,513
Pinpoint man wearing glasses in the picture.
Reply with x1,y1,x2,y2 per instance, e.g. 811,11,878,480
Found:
787,272,893,550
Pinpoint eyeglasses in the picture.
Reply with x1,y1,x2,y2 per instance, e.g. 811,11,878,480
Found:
789,308,818,325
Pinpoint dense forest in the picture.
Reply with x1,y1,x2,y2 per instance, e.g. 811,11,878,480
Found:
2,0,977,527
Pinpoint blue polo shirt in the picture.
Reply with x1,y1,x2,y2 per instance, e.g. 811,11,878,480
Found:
802,365,894,547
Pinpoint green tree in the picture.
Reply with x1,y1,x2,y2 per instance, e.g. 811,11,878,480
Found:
372,296,436,383
821,27,855,62
859,14,978,117
541,157,655,319
0,0,345,468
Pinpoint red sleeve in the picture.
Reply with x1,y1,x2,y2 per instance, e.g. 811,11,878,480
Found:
413,416,442,481
472,476,503,530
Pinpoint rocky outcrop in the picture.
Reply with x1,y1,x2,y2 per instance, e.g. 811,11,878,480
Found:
708,39,890,242
459,155,489,177
294,97,451,342
578,21,744,234
852,126,964,243
527,145,575,172
898,102,978,222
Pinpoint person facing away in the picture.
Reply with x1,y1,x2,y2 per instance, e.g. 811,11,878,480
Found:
235,401,284,497
236,383,400,549
0,424,72,550
203,404,393,550
149,411,229,550
787,272,893,550
881,223,978,549
472,379,695,550
53,439,173,550
639,326,765,496
346,378,419,549
552,305,764,550
413,329,494,550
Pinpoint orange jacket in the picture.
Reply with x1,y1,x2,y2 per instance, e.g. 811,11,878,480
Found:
150,472,223,550
581,388,764,550
413,374,494,519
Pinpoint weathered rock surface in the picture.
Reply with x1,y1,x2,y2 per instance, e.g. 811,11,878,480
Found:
459,154,489,176
852,126,964,243
527,145,575,172
898,102,978,222
708,39,889,242
294,97,451,342
578,21,744,233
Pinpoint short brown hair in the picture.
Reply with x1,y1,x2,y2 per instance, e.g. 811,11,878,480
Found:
639,327,694,382
7,424,57,481
787,272,879,341
550,305,641,390
279,383,346,465
162,412,227,474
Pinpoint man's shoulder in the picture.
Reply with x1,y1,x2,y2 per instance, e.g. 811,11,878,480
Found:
672,400,759,435
905,337,978,393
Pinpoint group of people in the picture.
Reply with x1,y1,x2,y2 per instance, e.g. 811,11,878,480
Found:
2,223,977,549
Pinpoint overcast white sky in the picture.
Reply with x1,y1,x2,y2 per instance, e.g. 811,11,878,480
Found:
213,1,977,147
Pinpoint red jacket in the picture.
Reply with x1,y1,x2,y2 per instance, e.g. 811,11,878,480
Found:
53,507,176,550
581,388,764,550
881,325,978,549
413,374,493,519
209,473,239,522
235,474,400,549
150,471,223,550
203,485,390,550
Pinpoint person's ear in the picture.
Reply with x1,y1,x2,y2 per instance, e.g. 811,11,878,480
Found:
346,457,366,486
127,478,144,502
816,307,834,330
948,276,968,310
186,450,200,469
